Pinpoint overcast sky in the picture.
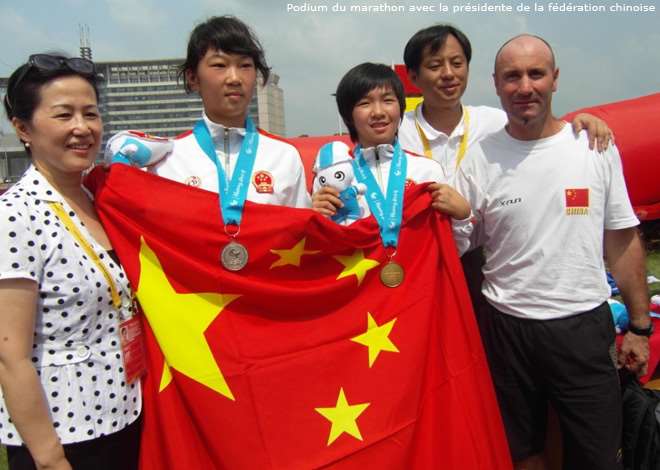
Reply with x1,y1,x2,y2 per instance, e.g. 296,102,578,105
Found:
1,0,658,137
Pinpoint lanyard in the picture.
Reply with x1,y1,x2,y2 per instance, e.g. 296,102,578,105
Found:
351,141,407,248
193,118,259,227
414,103,470,169
48,202,122,309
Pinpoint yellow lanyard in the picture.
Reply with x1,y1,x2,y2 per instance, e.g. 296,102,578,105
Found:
48,202,122,309
414,104,470,169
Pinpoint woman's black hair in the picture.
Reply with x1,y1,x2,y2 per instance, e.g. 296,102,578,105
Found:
179,15,270,91
3,53,100,152
403,24,472,73
335,63,405,142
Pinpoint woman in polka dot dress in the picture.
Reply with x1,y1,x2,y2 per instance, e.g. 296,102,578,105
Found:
0,55,141,470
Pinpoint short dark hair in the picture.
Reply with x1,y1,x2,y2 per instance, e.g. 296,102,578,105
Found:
3,54,99,123
3,53,100,153
335,63,406,142
179,15,270,92
403,24,472,73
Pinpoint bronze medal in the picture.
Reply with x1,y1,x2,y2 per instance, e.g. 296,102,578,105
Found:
221,241,248,271
380,261,404,288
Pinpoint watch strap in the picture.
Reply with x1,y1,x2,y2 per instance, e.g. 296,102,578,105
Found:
628,321,654,337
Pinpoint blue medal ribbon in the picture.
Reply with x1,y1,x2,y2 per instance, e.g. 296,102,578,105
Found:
351,141,407,248
193,118,259,226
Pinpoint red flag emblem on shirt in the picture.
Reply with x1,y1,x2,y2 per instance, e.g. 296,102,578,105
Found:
565,188,589,207
92,165,511,470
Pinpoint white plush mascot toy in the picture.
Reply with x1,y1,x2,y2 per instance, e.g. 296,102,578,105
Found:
313,141,366,225
104,130,173,167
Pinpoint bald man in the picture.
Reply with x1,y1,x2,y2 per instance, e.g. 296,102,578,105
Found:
397,25,614,339
455,35,650,470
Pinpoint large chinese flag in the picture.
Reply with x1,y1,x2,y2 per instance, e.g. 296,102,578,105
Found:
92,165,511,470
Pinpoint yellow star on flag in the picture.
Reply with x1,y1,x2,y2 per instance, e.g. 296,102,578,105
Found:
333,249,379,286
351,312,399,367
159,361,173,392
315,387,370,445
136,238,240,400
269,237,320,268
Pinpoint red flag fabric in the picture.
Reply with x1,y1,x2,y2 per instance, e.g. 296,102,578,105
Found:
92,165,511,470
563,93,660,220
393,64,421,96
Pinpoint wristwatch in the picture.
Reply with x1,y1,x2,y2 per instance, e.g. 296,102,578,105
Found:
628,321,654,337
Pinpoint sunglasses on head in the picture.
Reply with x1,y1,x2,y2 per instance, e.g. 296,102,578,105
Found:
5,54,96,114
29,54,95,74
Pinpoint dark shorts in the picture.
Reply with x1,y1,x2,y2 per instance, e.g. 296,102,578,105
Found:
6,415,141,470
480,301,623,469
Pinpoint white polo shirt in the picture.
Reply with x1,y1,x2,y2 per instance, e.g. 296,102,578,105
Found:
456,125,639,319
398,104,507,180
149,114,311,208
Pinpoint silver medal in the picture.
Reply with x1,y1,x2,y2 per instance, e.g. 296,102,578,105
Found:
221,241,248,271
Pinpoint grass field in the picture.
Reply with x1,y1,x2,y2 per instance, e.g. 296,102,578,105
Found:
646,220,660,298
1,234,658,470
649,250,660,298
646,251,660,297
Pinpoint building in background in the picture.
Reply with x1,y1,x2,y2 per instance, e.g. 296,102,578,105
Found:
0,59,287,183
0,77,29,188
256,73,285,136
96,58,202,150
97,58,286,150
0,132,27,191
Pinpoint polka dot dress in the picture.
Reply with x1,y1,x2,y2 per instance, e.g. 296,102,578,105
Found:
0,166,142,446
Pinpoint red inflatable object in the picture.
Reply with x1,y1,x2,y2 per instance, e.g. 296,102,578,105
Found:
288,94,660,220
563,93,660,221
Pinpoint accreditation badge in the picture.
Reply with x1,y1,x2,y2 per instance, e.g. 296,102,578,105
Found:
119,315,147,384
